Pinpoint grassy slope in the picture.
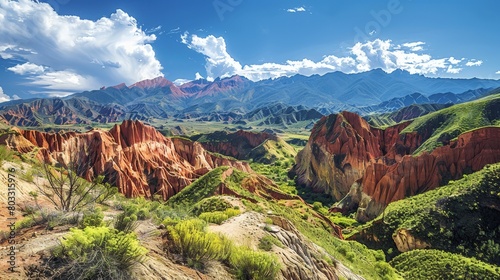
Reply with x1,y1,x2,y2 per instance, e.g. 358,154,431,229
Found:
167,165,401,280
400,93,500,154
166,167,228,207
365,103,448,128
391,249,500,280
248,138,297,164
353,162,500,266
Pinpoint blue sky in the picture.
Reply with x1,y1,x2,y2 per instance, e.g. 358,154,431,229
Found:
0,0,499,101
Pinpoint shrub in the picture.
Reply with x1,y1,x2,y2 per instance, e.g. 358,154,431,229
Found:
167,219,232,268
312,201,323,211
198,208,240,225
53,226,147,279
229,246,281,280
80,208,104,228
15,216,35,231
0,144,15,164
198,211,228,225
337,245,348,256
346,251,356,262
37,160,118,212
192,197,232,215
374,250,386,262
113,212,138,233
22,169,35,183
258,235,284,251
136,207,151,220
375,261,396,280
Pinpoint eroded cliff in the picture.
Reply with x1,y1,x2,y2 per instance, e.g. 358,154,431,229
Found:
292,111,500,221
1,120,251,200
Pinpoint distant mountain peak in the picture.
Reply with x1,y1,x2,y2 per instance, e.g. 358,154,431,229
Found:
129,76,173,89
390,68,413,76
111,83,127,90
179,74,252,97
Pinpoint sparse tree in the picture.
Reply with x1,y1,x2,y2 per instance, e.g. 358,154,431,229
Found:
36,149,117,212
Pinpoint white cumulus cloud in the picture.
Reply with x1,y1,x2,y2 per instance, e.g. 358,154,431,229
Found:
448,57,463,65
496,70,500,75
287,7,306,13
0,0,163,96
182,35,477,81
173,78,190,86
8,62,46,75
183,34,243,81
195,72,205,80
446,65,462,74
0,86,11,103
465,59,483,67
402,42,425,52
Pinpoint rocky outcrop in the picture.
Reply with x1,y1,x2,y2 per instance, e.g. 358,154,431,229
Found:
2,120,251,200
293,111,500,222
356,127,500,221
291,111,422,200
191,130,278,160
267,215,363,280
392,229,430,252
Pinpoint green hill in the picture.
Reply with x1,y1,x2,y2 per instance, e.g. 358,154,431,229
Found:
391,249,500,280
365,103,450,128
247,138,297,164
401,92,500,154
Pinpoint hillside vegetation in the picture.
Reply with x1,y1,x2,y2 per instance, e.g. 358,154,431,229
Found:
391,249,500,280
401,92,500,154
352,162,500,267
165,164,400,280
365,103,450,128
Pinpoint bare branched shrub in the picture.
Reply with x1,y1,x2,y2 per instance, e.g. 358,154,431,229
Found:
36,149,117,212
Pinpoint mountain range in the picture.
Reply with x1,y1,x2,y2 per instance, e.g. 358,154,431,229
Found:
1,69,500,128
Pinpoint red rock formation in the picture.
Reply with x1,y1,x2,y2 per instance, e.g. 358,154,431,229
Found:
2,120,251,200
357,127,500,220
293,111,500,222
292,111,422,200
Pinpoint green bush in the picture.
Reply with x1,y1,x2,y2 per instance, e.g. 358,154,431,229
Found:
167,219,232,268
15,216,35,231
22,169,35,183
0,144,15,164
53,226,147,279
391,249,500,280
258,235,284,251
198,208,240,225
229,246,281,280
136,207,151,220
113,212,138,233
312,201,323,211
346,251,355,262
198,211,229,225
80,208,104,228
375,261,396,280
192,197,232,215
